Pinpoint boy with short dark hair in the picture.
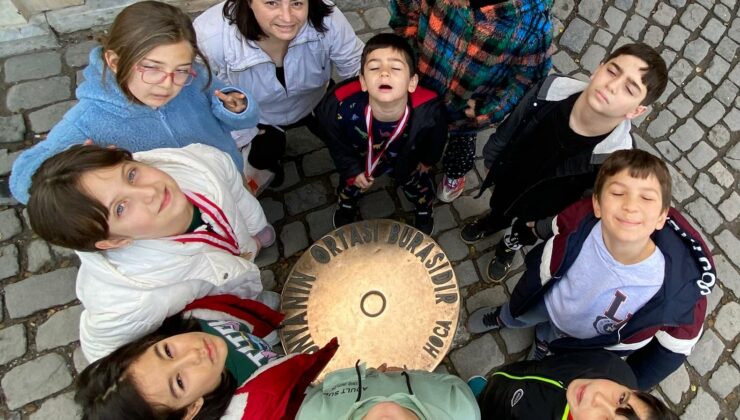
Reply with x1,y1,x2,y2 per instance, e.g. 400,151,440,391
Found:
468,150,715,390
28,143,277,361
315,33,447,234
463,43,668,282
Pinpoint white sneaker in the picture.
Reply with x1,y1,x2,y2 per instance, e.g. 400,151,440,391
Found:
437,175,465,203
255,290,281,310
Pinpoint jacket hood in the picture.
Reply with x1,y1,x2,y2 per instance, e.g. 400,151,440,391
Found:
77,47,148,117
344,394,430,420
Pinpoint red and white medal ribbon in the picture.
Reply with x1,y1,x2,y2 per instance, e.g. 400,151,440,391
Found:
364,104,410,177
168,191,241,256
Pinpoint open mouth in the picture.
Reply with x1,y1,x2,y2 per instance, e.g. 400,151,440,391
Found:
577,384,585,405
159,187,171,213
379,84,393,91
204,339,215,362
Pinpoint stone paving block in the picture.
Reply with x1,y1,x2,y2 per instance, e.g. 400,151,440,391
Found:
306,205,334,241
668,58,693,85
551,17,565,39
0,208,22,241
274,161,300,191
652,3,676,26
552,0,575,20
656,79,675,104
701,18,726,44
708,362,739,399
708,124,731,149
433,205,456,233
635,0,657,17
4,267,77,318
622,14,646,40
260,197,285,224
437,229,469,262
714,230,740,265
694,174,724,205
687,329,724,375
729,16,740,42
665,93,694,120
466,286,508,313
577,0,602,23
708,162,733,189
36,304,83,351
454,260,479,288
302,148,334,177
64,40,98,67
684,77,712,103
0,324,26,365
614,0,632,10
724,144,739,173
452,189,491,220
73,346,89,373
261,269,276,291
559,18,593,53
675,157,696,178
28,100,77,133
50,244,77,260
716,36,738,59
603,7,626,33
450,334,504,379
723,108,740,132
715,301,740,341
664,25,690,52
682,389,720,420
593,29,613,47
667,166,694,204
686,197,722,233
714,80,738,107
705,57,731,86
642,26,663,48
706,282,724,315
255,243,279,268
658,362,689,404
715,254,739,301
29,391,82,420
646,110,677,138
655,141,681,162
280,221,308,258
285,127,324,157
26,239,52,273
669,119,703,151
718,192,740,222
284,182,328,215
580,44,606,72
359,190,395,220
713,3,732,22
0,244,19,280
343,11,365,32
4,51,62,83
0,149,21,176
552,50,578,74
680,3,709,29
363,7,390,30
687,142,717,169
0,115,25,143
1,353,73,409
730,65,740,86
500,327,534,354
684,38,711,65
6,76,71,112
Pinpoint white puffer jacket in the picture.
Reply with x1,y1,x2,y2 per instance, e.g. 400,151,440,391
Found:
194,1,363,126
77,144,272,362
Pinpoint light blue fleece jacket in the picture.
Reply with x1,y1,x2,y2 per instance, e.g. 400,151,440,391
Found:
10,46,259,204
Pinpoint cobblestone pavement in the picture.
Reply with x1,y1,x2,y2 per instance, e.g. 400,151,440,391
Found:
1,0,738,418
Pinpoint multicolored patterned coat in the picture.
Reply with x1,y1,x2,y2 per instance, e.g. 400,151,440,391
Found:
390,0,554,134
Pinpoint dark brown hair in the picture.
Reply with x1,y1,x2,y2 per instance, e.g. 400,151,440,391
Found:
101,1,212,103
602,43,667,106
27,145,133,252
223,0,333,41
594,149,672,212
361,33,417,77
615,391,679,420
75,317,237,420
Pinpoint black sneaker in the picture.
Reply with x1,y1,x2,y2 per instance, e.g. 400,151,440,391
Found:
414,211,434,235
333,203,357,228
486,248,515,283
529,339,550,360
467,306,502,334
269,164,285,188
460,216,497,244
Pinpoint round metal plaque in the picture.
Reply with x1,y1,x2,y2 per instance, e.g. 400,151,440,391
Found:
279,219,460,381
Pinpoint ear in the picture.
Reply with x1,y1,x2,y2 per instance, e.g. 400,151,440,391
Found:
592,194,602,219
95,237,133,250
104,50,120,74
654,208,669,230
359,74,368,92
182,397,204,420
407,74,419,93
625,105,648,120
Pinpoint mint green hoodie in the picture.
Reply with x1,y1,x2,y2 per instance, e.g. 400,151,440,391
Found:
296,365,480,420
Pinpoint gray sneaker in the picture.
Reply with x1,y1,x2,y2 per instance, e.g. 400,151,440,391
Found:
467,306,503,334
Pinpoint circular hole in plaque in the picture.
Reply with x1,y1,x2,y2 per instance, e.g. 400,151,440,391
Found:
360,290,386,318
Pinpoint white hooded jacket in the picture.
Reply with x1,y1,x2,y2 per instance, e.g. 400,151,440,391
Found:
77,144,272,362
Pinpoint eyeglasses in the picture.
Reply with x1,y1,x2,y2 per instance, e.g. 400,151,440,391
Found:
135,66,197,86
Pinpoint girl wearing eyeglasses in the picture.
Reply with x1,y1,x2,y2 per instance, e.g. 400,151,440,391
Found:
10,1,260,204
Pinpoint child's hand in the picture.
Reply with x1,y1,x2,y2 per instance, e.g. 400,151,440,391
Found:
464,99,476,119
354,173,374,190
216,89,247,113
417,163,431,173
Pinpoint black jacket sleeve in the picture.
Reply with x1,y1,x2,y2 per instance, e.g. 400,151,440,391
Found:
415,97,448,166
314,85,364,181
626,336,689,390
